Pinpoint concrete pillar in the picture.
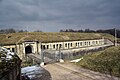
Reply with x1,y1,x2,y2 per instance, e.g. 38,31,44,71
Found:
59,49,64,63
35,42,38,54
38,42,41,55
22,43,26,57
16,45,20,58
50,44,52,50
40,49,44,66
38,42,44,66
39,42,42,55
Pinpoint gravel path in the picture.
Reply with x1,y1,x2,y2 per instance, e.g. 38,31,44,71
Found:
43,64,88,80
43,62,119,80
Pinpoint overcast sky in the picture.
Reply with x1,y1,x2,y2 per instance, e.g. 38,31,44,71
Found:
0,0,120,32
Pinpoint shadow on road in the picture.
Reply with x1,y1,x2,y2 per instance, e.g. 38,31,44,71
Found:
37,68,52,80
21,65,52,80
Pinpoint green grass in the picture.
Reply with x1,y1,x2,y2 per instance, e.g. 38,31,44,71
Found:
77,46,120,77
0,32,116,45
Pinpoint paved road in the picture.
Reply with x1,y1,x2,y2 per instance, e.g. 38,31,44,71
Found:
43,62,118,80
44,64,88,80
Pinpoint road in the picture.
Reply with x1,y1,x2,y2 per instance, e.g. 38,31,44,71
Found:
43,62,118,80
44,64,88,80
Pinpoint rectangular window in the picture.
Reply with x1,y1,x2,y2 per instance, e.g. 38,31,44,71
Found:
71,43,72,47
12,48,15,52
96,41,98,44
78,43,79,47
7,48,10,50
76,43,77,46
89,42,90,45
47,45,49,49
56,44,58,49
68,43,70,48
59,44,62,48
42,45,45,49
53,44,55,49
65,43,67,47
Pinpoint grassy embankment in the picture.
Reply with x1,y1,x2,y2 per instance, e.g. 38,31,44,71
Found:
77,46,120,77
0,32,116,45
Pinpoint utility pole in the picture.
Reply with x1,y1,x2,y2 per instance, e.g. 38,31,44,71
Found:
114,28,117,46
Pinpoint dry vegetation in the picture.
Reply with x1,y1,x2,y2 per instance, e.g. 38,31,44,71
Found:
78,46,120,77
0,32,115,45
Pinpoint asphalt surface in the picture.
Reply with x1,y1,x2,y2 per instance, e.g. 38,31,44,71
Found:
21,65,52,80
21,62,119,80
43,62,119,80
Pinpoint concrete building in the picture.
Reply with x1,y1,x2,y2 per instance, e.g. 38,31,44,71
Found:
0,32,114,59
2,38,112,59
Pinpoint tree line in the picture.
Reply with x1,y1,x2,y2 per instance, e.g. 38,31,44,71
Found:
60,28,120,38
0,28,120,38
0,28,42,34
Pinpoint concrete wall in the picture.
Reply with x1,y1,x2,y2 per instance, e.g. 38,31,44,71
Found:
3,45,16,52
41,39,105,50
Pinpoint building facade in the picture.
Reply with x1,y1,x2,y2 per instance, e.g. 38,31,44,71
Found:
1,38,112,59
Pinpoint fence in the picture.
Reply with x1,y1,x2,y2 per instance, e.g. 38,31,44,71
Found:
43,45,112,63
25,45,112,64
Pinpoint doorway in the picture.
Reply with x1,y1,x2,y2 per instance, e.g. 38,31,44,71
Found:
25,46,32,54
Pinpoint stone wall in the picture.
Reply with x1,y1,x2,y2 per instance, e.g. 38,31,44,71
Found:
0,60,21,80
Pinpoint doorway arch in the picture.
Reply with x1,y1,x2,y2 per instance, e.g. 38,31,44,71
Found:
25,45,33,54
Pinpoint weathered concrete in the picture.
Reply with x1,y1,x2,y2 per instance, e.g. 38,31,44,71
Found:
2,38,114,60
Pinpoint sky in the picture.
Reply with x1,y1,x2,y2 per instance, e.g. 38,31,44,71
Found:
0,0,120,32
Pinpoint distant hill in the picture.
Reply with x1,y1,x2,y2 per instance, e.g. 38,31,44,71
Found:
78,46,120,77
0,32,116,45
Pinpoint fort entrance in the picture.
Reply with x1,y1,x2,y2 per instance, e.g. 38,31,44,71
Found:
25,45,32,54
